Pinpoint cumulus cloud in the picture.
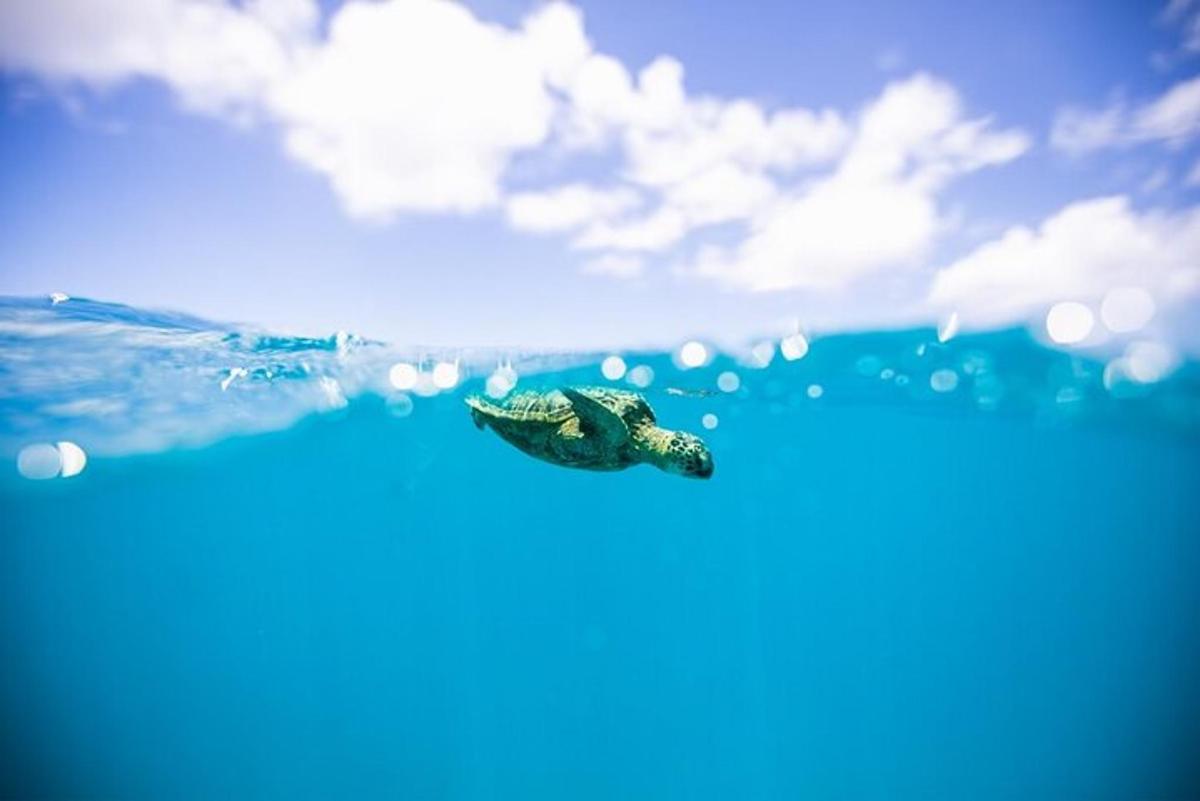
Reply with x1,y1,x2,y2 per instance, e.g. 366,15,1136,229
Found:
1051,75,1200,154
0,0,1034,298
0,0,585,216
929,196,1200,326
581,253,644,278
270,0,569,216
572,206,689,251
0,0,311,116
693,74,1029,291
505,184,642,233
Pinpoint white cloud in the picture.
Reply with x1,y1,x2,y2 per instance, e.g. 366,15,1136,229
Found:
268,1,570,217
693,74,1029,291
0,0,588,216
1133,75,1200,142
620,96,848,187
661,162,777,227
581,253,644,278
573,206,688,251
546,47,850,252
1050,103,1125,155
0,0,309,116
0,0,1037,301
1051,75,1200,154
929,196,1200,326
505,184,641,233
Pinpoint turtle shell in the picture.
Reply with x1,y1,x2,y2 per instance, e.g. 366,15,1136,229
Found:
466,389,576,427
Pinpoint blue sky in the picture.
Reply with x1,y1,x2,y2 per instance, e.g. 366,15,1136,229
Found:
1,0,1199,348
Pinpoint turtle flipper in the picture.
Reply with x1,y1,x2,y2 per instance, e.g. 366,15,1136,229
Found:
562,387,628,447
464,396,489,430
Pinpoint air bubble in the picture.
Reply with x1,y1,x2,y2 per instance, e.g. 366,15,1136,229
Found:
678,341,708,369
780,333,808,361
17,444,61,480
601,356,627,381
389,362,419,390
627,365,655,388
930,369,959,393
1046,302,1094,345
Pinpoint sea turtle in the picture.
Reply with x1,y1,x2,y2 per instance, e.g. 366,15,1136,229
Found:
465,386,714,479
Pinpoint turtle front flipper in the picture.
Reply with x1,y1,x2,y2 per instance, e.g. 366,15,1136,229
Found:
464,396,489,430
562,387,628,448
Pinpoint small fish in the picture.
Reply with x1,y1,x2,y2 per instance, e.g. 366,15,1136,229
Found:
664,387,718,398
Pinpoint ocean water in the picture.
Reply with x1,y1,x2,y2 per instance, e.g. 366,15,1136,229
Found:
2,296,1199,799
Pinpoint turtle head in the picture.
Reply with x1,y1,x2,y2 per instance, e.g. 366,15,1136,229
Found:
655,430,714,479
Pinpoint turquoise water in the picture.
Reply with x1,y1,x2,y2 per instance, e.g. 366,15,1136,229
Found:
2,296,1199,799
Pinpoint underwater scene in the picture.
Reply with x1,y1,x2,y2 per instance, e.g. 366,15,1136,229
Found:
2,295,1198,799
